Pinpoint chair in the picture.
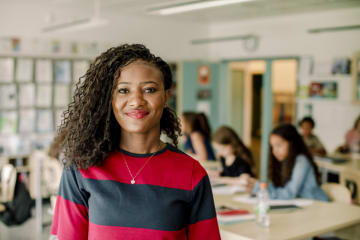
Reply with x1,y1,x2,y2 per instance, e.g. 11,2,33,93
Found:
0,164,17,213
340,170,360,205
321,183,352,204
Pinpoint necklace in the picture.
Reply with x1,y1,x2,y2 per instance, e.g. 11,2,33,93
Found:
121,142,162,184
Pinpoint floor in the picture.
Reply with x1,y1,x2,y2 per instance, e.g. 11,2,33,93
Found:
0,204,52,240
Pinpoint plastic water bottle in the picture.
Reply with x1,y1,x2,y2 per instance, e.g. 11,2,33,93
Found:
256,182,270,227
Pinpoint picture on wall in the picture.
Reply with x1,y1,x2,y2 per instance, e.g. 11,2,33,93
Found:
309,81,337,99
54,60,71,83
332,57,351,75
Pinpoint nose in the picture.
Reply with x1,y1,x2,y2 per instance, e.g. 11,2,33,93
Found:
128,89,145,107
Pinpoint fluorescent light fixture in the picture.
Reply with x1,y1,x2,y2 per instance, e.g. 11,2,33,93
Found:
42,0,108,33
42,17,108,33
148,0,253,15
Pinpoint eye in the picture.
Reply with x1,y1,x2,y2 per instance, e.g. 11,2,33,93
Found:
144,87,157,93
118,88,129,94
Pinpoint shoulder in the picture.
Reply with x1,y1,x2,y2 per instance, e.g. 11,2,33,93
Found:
166,144,207,188
294,154,311,168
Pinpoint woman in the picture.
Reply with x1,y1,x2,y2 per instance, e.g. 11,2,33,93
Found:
51,44,220,240
181,112,216,161
246,124,329,201
212,126,254,177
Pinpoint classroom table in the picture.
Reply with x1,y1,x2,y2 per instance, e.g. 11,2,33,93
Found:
215,193,360,240
315,153,360,177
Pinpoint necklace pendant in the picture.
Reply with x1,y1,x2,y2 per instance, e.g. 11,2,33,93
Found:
131,179,135,184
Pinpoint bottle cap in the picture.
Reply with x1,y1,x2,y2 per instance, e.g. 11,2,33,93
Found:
260,182,267,189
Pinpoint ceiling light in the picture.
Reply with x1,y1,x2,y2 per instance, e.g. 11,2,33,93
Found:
42,0,108,33
148,0,253,15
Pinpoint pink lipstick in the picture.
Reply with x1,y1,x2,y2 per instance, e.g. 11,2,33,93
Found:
126,110,149,119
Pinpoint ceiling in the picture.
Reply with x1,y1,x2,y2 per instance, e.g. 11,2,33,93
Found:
4,0,360,23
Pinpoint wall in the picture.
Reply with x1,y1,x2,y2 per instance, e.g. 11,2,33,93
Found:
208,8,360,152
0,3,209,61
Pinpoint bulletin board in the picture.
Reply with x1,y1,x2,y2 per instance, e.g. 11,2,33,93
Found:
0,56,90,155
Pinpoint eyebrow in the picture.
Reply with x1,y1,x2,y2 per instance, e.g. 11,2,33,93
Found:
117,81,159,86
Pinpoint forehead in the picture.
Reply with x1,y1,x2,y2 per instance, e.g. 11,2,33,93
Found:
116,60,163,83
270,134,286,145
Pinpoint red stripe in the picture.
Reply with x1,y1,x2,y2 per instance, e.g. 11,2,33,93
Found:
88,222,187,240
188,218,221,240
79,150,206,190
51,195,88,240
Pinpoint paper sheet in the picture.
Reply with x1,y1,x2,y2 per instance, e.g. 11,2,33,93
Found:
233,195,313,207
36,59,52,83
19,109,35,133
36,84,52,107
0,85,17,108
54,84,69,107
55,60,71,83
19,83,35,107
0,58,14,83
36,110,53,132
16,58,33,82
212,185,246,195
0,111,17,134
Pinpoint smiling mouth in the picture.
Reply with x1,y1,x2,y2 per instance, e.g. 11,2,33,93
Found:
126,110,149,119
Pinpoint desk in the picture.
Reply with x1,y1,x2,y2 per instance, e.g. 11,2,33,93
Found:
315,153,360,176
215,194,360,240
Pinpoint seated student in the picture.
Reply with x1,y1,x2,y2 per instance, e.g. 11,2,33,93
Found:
181,112,216,161
340,115,360,153
211,126,254,177
246,124,329,201
299,116,327,156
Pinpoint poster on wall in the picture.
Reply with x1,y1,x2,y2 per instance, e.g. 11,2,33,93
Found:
0,58,14,83
309,81,337,99
55,60,71,83
0,111,17,134
36,84,52,107
16,58,33,82
36,110,53,132
73,60,89,84
198,65,210,85
19,109,35,133
19,84,35,107
331,57,351,75
0,85,17,109
36,59,52,83
54,84,69,107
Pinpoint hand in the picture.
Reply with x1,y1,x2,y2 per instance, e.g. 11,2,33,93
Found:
246,177,257,194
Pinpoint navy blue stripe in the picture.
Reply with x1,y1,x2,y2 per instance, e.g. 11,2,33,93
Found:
58,166,89,208
85,179,192,231
189,175,217,224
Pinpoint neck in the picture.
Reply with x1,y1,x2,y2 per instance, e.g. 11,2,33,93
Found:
224,155,236,166
120,131,163,154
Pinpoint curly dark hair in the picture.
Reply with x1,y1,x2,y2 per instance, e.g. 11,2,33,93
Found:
57,44,181,169
269,124,321,187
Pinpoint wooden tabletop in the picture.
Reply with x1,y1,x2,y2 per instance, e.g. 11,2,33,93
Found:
215,194,360,240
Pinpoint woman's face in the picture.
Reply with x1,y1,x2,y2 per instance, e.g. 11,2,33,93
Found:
213,142,233,158
112,60,168,135
270,134,289,162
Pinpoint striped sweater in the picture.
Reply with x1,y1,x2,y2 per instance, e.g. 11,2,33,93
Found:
51,144,220,240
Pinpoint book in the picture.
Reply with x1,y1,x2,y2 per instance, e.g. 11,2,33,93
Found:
216,206,255,225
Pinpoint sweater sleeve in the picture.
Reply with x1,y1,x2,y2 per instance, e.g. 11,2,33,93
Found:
51,166,89,240
187,161,221,240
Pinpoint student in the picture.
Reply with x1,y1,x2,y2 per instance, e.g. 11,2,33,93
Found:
299,116,327,156
342,115,360,153
51,44,220,240
181,112,216,161
246,124,329,201
211,126,254,177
